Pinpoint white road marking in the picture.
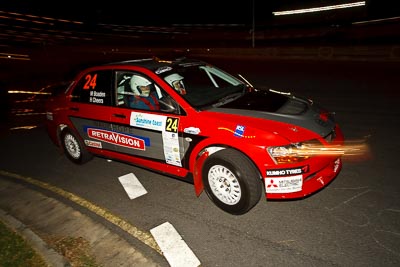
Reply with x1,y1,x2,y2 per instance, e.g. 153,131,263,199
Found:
118,173,147,200
150,222,201,267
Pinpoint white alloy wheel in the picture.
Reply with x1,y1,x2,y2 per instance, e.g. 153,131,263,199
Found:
64,133,81,159
208,164,242,205
202,148,262,215
61,129,93,164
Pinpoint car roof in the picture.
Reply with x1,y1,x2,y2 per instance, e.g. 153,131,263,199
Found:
102,57,206,72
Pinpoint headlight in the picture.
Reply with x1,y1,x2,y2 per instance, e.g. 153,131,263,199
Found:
267,140,321,164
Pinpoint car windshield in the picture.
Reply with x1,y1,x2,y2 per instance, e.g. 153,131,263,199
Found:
162,63,247,109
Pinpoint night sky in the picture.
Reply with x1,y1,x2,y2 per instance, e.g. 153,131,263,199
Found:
5,1,398,26
2,1,256,25
1,1,399,27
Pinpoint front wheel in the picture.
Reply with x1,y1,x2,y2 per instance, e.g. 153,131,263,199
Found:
202,149,262,215
61,129,93,164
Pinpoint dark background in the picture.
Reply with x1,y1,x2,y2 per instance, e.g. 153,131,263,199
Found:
1,0,399,47
1,2,400,266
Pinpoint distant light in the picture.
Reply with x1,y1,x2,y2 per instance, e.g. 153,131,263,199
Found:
0,52,30,61
353,16,400,25
273,1,366,16
10,126,38,130
15,112,46,116
0,10,83,25
7,90,50,95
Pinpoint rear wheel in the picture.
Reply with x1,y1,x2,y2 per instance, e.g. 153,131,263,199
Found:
61,129,93,164
202,149,262,215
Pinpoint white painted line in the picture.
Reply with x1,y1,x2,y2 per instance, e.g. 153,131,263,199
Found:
150,222,201,267
118,173,147,200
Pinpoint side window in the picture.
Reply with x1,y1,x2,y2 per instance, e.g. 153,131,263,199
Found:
71,70,112,106
115,71,133,107
154,84,181,114
115,71,181,114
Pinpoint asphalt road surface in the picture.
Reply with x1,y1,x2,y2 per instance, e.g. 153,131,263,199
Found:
1,56,399,266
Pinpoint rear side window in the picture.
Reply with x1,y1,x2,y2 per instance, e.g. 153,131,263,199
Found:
71,70,113,106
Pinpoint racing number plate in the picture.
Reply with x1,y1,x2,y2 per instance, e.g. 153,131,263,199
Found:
264,175,303,193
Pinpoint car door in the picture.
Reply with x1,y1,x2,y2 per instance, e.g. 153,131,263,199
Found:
109,70,187,169
67,68,120,155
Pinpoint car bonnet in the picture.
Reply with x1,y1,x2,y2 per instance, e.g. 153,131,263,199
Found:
209,89,336,139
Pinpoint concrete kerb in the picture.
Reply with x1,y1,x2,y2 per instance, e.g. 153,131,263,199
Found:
0,178,163,267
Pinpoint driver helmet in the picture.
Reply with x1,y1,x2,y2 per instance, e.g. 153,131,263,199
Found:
165,73,186,94
130,75,152,97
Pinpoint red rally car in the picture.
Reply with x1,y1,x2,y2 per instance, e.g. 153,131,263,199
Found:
45,57,344,215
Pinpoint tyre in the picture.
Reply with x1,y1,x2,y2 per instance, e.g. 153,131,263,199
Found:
202,148,262,215
61,129,93,164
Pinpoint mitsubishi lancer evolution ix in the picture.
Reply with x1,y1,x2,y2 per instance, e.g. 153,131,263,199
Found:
45,57,344,215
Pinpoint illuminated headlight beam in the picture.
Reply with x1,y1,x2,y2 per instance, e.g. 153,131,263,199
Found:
273,1,366,16
268,139,370,164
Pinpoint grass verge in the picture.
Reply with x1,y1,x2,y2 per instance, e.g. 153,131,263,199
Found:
0,220,47,267
0,220,100,267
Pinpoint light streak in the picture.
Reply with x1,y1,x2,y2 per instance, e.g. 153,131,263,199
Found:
7,90,51,95
273,1,366,16
10,126,38,130
291,139,371,159
0,52,30,61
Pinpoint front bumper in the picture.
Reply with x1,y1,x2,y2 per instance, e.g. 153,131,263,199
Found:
264,157,342,199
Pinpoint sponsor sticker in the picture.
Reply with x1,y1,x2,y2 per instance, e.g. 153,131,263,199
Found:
87,128,145,150
333,158,341,173
129,112,182,166
266,166,309,177
234,125,245,137
84,139,102,148
265,166,308,193
130,112,165,131
163,117,181,166
265,175,303,193
184,127,200,135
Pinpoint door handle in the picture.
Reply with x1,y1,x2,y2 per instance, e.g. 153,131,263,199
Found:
70,107,79,111
113,113,126,118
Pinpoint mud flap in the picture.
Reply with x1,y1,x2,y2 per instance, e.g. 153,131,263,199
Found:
193,150,209,196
